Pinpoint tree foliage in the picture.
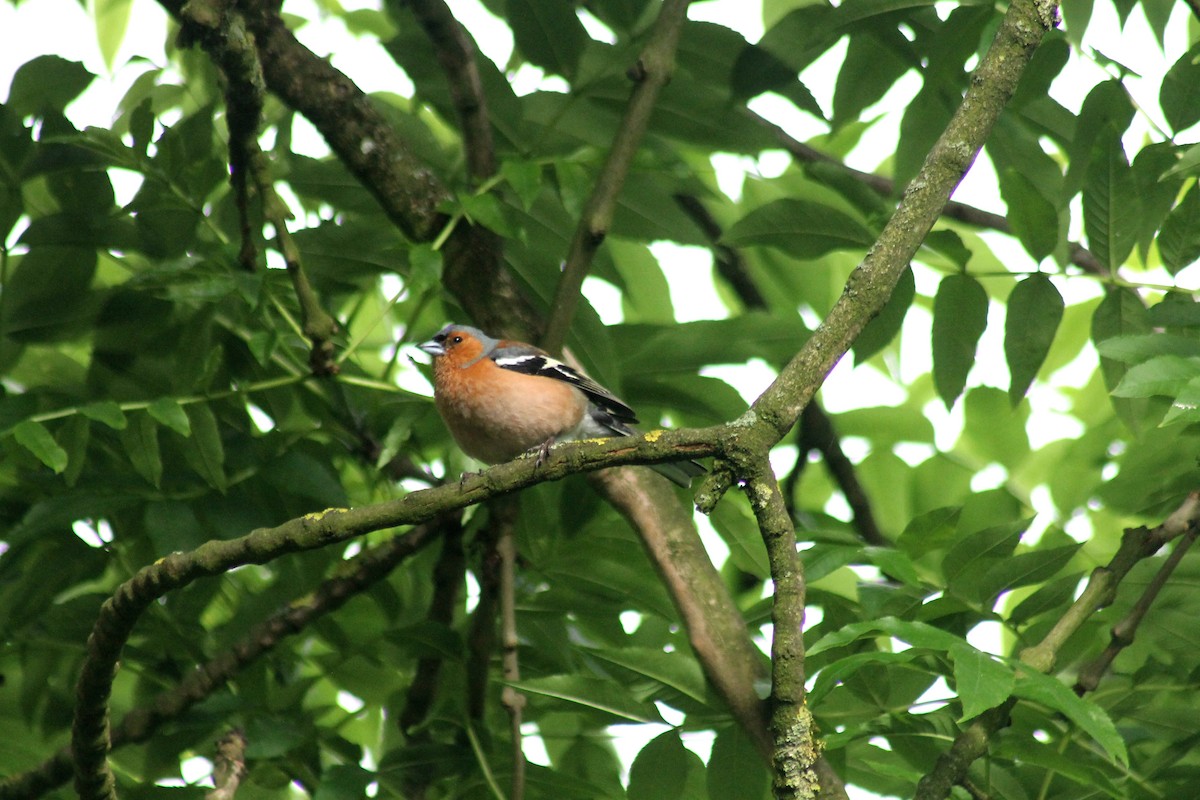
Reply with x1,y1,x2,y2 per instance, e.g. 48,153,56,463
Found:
1,0,1199,799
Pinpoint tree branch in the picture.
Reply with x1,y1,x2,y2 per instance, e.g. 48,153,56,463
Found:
744,460,819,799
797,404,886,546
915,490,1200,800
405,0,497,183
674,192,884,547
589,467,772,753
0,522,437,800
494,498,527,800
539,0,693,354
1074,520,1198,695
700,0,1063,509
399,517,466,738
747,108,1108,277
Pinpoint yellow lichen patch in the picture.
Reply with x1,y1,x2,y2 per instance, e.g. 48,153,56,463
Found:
304,508,348,521
643,429,664,442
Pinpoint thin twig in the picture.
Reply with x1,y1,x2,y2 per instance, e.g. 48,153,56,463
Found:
747,110,1108,277
915,491,1200,800
673,193,886,546
494,498,526,800
797,404,886,546
466,514,502,723
540,0,694,354
1074,513,1200,694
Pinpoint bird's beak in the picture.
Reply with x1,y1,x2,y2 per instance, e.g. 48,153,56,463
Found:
417,338,445,357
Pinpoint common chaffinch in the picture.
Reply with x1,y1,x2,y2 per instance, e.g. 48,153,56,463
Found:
417,324,704,487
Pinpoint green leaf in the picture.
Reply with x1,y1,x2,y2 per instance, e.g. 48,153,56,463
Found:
831,29,910,130
1147,295,1200,327
1163,141,1200,179
808,651,919,704
183,404,227,491
314,765,373,800
707,726,771,800
509,676,665,723
943,519,1026,588
1096,333,1200,363
500,158,542,211
1160,43,1200,135
853,265,914,363
6,56,95,116
58,414,91,487
1014,669,1128,766
586,647,708,704
0,247,98,342
508,0,588,80
1092,288,1150,426
95,0,133,70
628,731,693,800
1111,355,1200,398
970,544,1081,604
79,401,128,430
1010,572,1086,624
949,643,1015,721
722,198,875,260
1157,183,1200,275
12,420,69,473
999,168,1059,261
120,412,162,488
932,274,989,408
807,617,967,657
1004,274,1064,404
710,494,771,579
895,506,961,558
1161,376,1200,426
147,398,191,436
1083,132,1140,271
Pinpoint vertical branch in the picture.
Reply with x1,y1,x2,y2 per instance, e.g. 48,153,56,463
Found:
539,0,693,353
744,459,819,799
178,0,339,373
406,0,497,182
494,498,527,800
400,518,466,735
466,512,502,723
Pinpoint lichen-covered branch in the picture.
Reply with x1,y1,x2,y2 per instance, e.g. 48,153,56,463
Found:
590,467,773,753
539,0,693,354
915,490,1200,800
743,459,819,799
699,0,1062,509
2,516,441,800
69,433,721,800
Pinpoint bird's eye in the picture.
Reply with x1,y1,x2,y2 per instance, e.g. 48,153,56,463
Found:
452,335,463,344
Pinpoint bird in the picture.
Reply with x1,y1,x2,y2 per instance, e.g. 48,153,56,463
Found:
417,324,704,487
